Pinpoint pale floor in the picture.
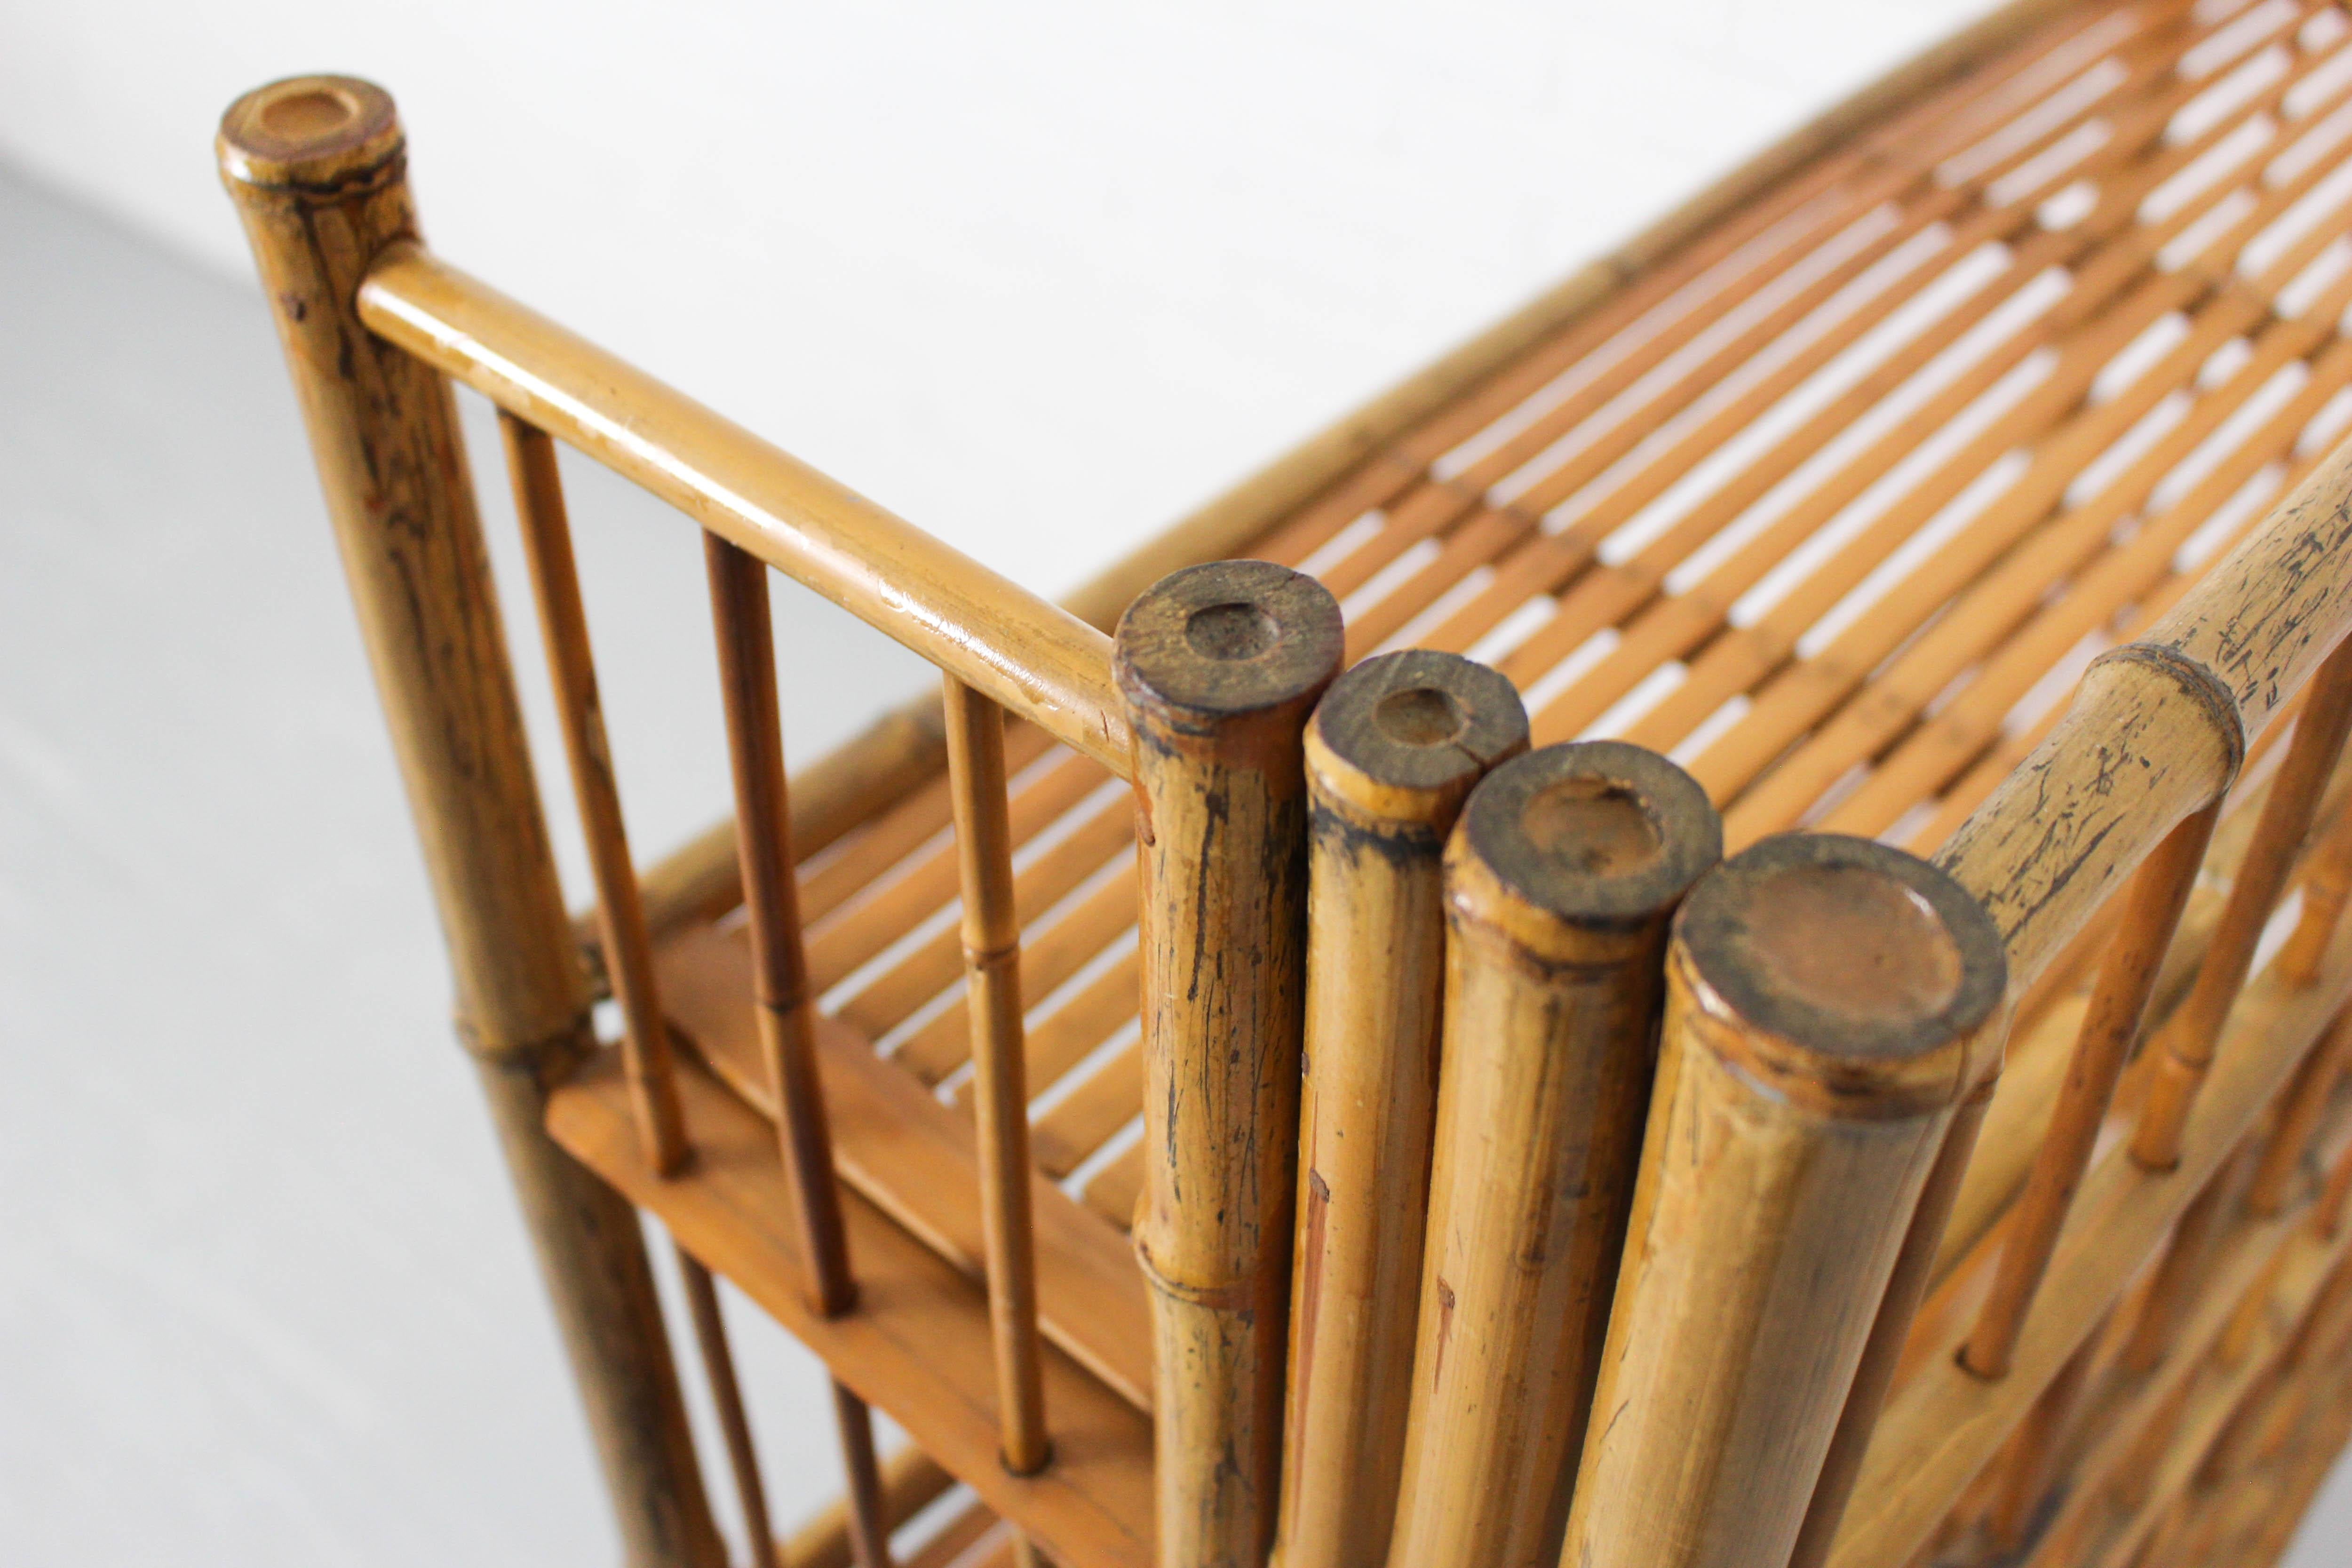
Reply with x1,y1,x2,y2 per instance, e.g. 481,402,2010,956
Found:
3,158,2349,1566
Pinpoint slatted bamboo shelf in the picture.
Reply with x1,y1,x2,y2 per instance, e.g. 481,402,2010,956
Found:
218,0,2352,1564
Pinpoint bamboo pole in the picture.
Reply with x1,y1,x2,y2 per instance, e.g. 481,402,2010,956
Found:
1114,561,1344,1568
216,76,723,1568
942,675,1050,1478
1275,651,1529,1568
2136,635,2352,1169
1560,832,2005,1568
787,1448,957,1568
705,533,891,1568
2247,1007,2352,1218
678,1255,781,1568
1389,741,1721,1568
1986,1316,2102,1554
501,410,689,1172
1966,802,2222,1380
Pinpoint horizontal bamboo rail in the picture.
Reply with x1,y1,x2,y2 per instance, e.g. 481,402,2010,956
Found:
356,248,1130,775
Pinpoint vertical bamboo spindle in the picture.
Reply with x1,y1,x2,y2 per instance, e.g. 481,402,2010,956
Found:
2121,1149,2242,1375
2247,1008,2352,1217
679,1258,781,1568
1965,804,2223,1380
1276,651,1529,1568
941,674,1050,1477
705,533,891,1568
1387,742,1720,1568
501,410,778,1563
1986,1318,2102,1553
2281,805,2352,987
218,77,723,1568
2136,635,2352,1170
1560,833,2005,1568
1114,561,1344,1568
501,411,689,1171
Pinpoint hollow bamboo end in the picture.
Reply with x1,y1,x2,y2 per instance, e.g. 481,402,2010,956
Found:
1675,833,2006,1119
1113,561,1344,753
1306,649,1528,830
1447,740,1722,961
217,75,403,193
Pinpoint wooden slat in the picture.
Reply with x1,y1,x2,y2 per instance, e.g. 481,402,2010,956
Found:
657,921,1153,1411
545,1051,1153,1568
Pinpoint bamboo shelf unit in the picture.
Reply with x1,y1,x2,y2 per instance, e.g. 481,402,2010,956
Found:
220,0,2352,1565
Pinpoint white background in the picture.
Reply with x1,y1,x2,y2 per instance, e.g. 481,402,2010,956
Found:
5,0,2349,1564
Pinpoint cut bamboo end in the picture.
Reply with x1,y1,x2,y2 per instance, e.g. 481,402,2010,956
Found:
1387,741,1717,1568
1561,832,2004,1568
1303,648,1530,831
217,75,402,191
1115,560,1343,1568
1278,651,1527,1568
1672,833,2008,1119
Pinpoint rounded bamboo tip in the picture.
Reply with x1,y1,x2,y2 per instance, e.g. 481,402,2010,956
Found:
1307,650,1529,830
1114,560,1344,747
1448,741,1722,963
1674,833,2006,1119
218,76,402,191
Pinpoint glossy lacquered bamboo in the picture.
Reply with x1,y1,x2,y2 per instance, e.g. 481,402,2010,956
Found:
2136,633,2352,1170
357,248,1128,776
1560,833,2004,1568
1388,742,1719,1568
704,533,892,1566
942,675,1050,1479
1273,653,1530,1568
1114,562,1343,1568
216,76,723,1568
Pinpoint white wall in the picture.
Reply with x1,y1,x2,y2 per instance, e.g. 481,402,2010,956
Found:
3,0,1997,602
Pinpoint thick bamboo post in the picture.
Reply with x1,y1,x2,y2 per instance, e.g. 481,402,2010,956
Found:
1386,741,1719,1568
1965,803,2222,1380
941,674,1049,1477
1114,561,1344,1568
1559,833,2005,1568
217,76,723,1568
1275,650,1529,1568
2135,634,2352,1170
1787,1071,1997,1568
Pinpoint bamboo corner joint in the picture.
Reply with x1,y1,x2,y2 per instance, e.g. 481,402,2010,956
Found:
215,4,2352,1565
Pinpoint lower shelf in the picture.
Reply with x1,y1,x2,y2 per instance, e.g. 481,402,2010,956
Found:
545,1048,1155,1568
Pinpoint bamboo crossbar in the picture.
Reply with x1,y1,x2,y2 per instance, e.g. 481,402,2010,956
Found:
355,247,1130,776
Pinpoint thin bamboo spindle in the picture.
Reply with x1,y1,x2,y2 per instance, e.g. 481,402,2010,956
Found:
1114,561,1344,1568
941,674,1050,1478
1560,833,2005,1568
2121,1150,2241,1377
2248,1008,2352,1218
787,1448,956,1568
1986,1317,2101,1554
2136,635,2352,1170
2283,804,2352,988
217,76,723,1568
678,1254,781,1568
1276,651,1530,1568
1965,802,2223,1380
1388,742,1720,1568
704,532,891,1568
500,410,689,1172
500,409,782,1562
